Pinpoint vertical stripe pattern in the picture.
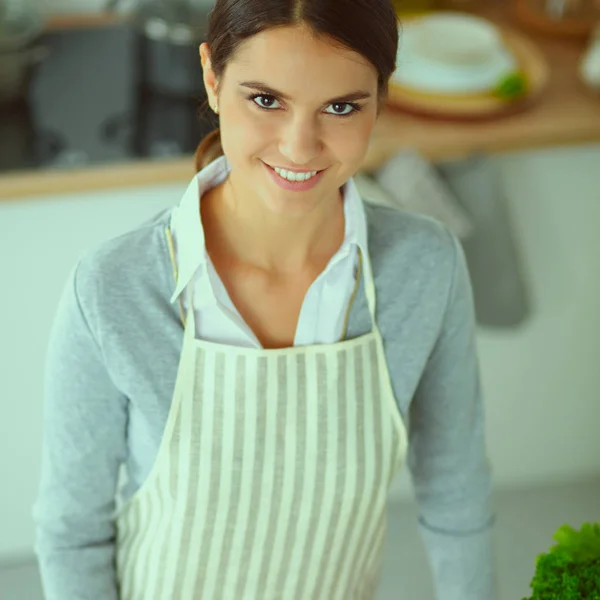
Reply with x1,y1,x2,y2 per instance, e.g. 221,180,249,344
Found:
116,321,408,600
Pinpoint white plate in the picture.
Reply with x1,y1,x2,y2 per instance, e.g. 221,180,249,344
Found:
392,12,518,95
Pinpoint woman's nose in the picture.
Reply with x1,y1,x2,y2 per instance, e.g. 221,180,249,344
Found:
278,117,323,166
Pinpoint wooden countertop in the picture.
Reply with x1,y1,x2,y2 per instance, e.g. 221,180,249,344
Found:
2,4,599,201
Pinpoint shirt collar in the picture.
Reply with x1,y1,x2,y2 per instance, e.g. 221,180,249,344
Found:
168,155,231,304
339,173,370,267
169,154,369,304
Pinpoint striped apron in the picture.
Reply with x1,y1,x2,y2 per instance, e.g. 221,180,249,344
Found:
115,227,408,600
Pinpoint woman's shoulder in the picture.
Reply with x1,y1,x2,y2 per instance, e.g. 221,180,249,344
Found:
363,200,458,279
361,201,468,363
74,207,174,310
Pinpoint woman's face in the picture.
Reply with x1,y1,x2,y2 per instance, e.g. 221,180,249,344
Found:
200,25,380,217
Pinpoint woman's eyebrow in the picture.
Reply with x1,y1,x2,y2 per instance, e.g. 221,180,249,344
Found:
239,81,372,103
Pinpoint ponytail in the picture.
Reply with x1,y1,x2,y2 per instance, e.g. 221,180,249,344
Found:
194,128,224,173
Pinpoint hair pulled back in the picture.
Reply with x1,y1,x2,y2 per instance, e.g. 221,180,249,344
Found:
195,0,399,172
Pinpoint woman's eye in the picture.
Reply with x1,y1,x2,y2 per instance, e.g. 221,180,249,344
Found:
325,103,356,116
252,95,281,110
250,94,360,117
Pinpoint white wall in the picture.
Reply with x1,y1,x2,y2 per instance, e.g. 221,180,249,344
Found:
389,144,600,500
1,144,599,562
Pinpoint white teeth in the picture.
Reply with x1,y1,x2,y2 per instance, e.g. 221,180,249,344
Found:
273,167,318,182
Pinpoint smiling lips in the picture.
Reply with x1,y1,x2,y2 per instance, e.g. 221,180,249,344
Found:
265,161,323,179
272,166,319,182
263,161,326,192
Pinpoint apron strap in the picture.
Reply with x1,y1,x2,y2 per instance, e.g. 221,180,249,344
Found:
166,225,188,329
358,246,377,324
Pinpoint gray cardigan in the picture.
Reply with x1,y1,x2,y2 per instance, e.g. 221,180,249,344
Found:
33,200,497,600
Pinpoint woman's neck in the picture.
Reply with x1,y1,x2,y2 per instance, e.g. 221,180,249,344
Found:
202,174,346,276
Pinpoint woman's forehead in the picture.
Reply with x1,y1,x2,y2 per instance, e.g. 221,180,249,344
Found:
226,25,377,96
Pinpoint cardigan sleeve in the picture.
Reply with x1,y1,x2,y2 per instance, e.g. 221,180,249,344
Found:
32,261,126,600
407,232,498,600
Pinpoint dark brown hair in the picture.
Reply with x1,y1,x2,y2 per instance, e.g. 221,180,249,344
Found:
195,0,399,172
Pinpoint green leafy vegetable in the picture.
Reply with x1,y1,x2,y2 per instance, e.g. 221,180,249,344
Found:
522,522,600,599
493,72,528,101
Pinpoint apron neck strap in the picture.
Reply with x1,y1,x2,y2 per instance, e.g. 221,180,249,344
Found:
166,225,194,331
358,246,377,324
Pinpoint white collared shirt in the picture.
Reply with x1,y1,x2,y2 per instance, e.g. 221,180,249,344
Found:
169,155,369,348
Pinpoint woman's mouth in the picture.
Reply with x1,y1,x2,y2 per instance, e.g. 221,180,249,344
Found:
263,161,326,192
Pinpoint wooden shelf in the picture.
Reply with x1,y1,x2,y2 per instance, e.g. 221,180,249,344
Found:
45,11,125,30
2,3,599,201
362,4,600,169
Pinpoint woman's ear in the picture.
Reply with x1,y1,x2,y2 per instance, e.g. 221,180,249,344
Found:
199,42,219,106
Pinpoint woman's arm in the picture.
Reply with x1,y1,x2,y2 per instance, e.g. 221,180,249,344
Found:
32,262,127,600
408,232,497,600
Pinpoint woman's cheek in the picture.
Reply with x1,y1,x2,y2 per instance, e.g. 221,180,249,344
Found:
331,119,373,163
238,108,277,143
220,109,258,152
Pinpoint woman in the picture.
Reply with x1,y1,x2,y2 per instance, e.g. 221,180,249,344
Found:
33,0,497,599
